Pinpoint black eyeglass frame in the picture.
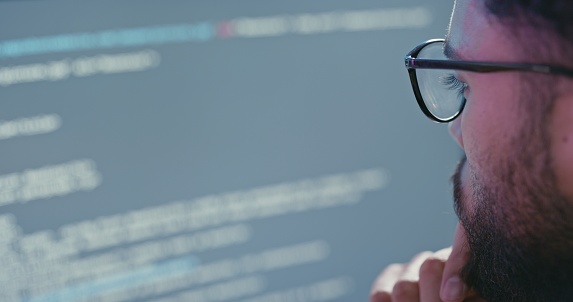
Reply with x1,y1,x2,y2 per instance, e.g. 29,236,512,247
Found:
405,38,573,123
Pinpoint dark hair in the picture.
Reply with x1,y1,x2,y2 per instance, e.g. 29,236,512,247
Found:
485,0,573,38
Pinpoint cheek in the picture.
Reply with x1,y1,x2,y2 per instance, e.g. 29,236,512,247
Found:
459,159,477,214
460,75,520,175
549,95,573,199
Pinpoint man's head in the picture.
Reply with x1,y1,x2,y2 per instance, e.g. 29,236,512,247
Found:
447,0,573,301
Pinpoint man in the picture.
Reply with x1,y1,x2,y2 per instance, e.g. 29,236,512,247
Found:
370,0,573,301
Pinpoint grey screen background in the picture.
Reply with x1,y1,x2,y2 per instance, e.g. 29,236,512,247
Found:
0,0,460,301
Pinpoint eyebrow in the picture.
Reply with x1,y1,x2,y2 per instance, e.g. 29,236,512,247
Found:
443,40,462,60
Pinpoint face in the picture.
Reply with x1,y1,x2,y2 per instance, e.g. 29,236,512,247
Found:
447,0,573,301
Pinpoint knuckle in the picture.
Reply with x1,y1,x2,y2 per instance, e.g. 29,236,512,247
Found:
434,247,453,260
379,263,405,280
412,251,433,262
370,291,392,302
372,263,406,294
419,257,445,277
392,280,419,300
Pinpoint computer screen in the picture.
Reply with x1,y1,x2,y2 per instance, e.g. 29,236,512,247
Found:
0,0,459,301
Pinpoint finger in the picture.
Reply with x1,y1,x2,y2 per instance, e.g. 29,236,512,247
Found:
392,280,420,302
370,291,392,302
399,251,433,281
371,263,405,295
440,223,470,302
418,257,445,302
390,251,431,302
433,247,452,260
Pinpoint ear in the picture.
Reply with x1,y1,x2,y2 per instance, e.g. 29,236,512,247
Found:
549,89,573,199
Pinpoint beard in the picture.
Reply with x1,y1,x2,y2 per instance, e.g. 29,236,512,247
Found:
452,153,573,301
451,74,573,302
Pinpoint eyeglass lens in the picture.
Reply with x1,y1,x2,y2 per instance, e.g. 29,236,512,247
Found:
416,41,465,121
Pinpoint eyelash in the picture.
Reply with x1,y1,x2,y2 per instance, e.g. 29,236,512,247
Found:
441,74,468,98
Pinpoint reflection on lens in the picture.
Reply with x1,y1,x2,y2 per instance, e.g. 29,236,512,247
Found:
416,41,464,121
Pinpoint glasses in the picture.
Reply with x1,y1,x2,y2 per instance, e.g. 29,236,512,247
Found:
405,39,573,123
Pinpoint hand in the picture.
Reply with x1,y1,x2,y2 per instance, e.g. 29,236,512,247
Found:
370,224,485,302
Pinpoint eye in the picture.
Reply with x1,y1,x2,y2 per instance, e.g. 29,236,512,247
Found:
440,73,468,99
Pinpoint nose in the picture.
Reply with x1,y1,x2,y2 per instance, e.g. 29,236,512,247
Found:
448,116,464,149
